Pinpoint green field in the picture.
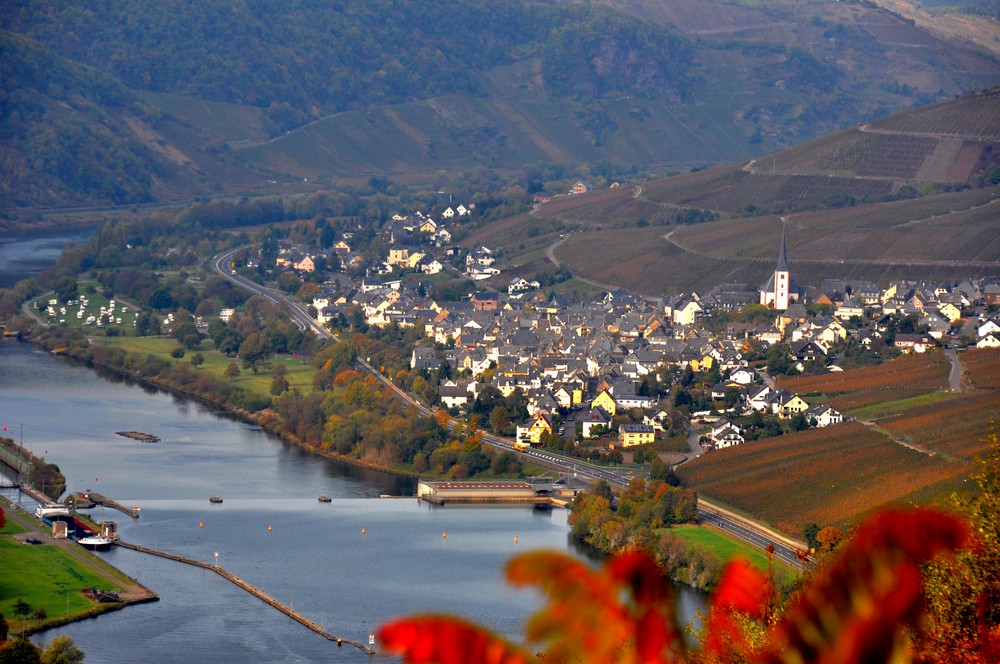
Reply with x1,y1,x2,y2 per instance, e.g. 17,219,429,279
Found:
98,336,317,397
0,533,123,634
668,524,797,586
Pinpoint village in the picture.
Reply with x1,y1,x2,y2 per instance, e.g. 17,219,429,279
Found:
263,205,1000,459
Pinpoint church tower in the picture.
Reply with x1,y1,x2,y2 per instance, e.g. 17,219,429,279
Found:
760,225,792,310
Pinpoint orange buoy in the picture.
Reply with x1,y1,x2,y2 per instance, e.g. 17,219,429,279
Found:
442,531,447,539
199,521,204,528
268,524,272,532
514,536,518,544
361,527,366,535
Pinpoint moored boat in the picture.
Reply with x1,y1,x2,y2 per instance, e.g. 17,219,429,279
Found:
78,535,113,550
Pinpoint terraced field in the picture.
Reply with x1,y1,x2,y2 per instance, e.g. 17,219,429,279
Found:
677,350,1000,536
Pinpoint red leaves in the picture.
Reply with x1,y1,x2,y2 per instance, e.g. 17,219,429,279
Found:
378,508,974,664
378,615,530,664
702,559,769,659
759,508,972,664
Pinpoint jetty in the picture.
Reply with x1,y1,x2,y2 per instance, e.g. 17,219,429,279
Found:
83,492,141,518
114,540,375,654
116,431,160,443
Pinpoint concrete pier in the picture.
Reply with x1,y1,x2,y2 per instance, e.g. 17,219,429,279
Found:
115,540,374,654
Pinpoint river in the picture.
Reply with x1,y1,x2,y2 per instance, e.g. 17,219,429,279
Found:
0,231,705,663
0,226,95,288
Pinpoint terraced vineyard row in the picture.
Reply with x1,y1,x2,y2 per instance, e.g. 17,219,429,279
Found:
870,90,1000,139
961,347,1000,390
828,133,937,179
677,423,965,534
777,352,950,411
880,391,1000,459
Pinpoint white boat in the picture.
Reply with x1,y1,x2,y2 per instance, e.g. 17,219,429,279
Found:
78,536,113,550
35,505,70,519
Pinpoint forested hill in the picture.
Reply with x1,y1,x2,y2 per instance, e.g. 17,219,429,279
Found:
2,0,999,210
3,1,690,117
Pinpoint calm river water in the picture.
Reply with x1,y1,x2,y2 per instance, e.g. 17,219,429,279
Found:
0,230,704,663
0,226,95,288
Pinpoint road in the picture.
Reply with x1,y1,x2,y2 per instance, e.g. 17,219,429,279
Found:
945,347,963,393
210,250,811,565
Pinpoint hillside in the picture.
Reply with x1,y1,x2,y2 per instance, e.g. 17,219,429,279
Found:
465,88,1000,296
2,0,999,209
677,349,1000,535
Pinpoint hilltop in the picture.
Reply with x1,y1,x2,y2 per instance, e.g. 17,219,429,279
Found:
468,87,1000,295
2,0,999,210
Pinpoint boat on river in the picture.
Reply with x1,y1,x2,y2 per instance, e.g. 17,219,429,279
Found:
78,535,113,550
35,505,70,519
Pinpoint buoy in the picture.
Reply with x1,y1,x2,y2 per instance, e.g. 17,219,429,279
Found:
514,536,518,544
268,524,272,532
199,521,203,528
361,527,366,535
442,531,447,539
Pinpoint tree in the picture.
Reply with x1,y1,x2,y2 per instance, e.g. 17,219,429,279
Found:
0,612,7,641
224,363,241,381
40,636,85,664
50,279,77,305
190,353,205,368
489,406,511,434
649,457,680,486
174,321,202,349
270,374,290,396
803,522,821,551
147,287,173,310
816,526,843,552
239,332,273,374
170,347,186,361
12,599,31,633
0,505,5,530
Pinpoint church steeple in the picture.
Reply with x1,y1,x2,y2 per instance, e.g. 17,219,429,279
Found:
776,224,789,272
759,221,793,311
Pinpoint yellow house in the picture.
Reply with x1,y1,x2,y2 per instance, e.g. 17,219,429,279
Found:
689,354,714,372
294,255,315,273
516,413,554,448
590,389,617,417
779,393,810,417
938,302,962,323
620,424,655,448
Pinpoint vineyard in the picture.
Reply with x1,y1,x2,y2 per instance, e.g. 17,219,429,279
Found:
777,351,950,412
869,88,1000,139
879,391,1000,460
677,423,966,534
961,347,1000,390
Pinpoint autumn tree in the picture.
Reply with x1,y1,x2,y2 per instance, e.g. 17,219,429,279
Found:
816,526,843,553
224,362,241,381
918,427,1000,662
40,636,85,664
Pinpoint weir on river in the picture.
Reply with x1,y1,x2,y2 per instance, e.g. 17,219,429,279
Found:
114,540,375,655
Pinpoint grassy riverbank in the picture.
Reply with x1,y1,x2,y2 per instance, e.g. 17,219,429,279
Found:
667,524,798,587
99,336,316,397
0,500,130,635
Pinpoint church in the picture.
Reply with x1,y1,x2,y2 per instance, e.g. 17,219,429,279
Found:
759,225,798,310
